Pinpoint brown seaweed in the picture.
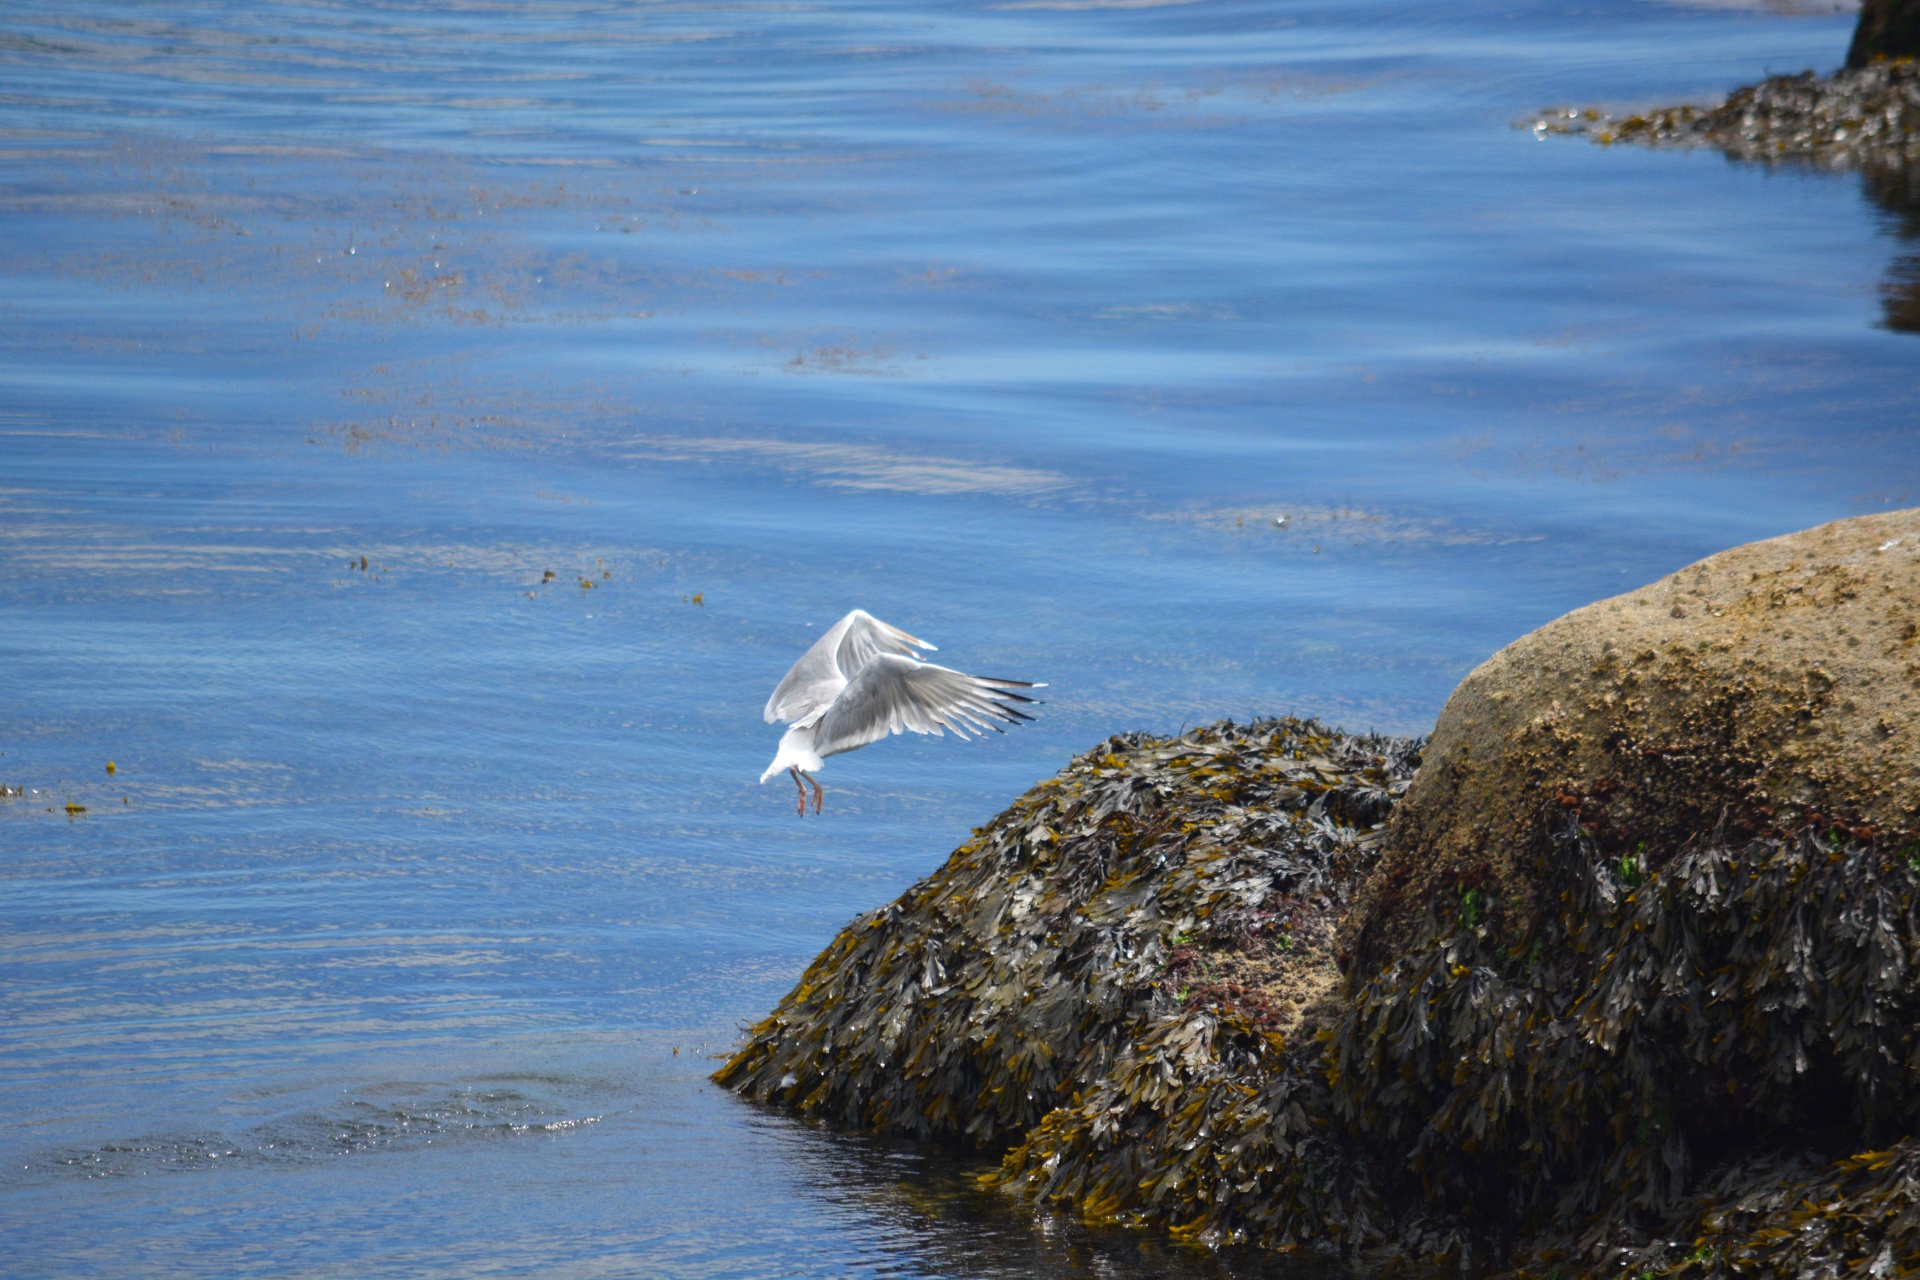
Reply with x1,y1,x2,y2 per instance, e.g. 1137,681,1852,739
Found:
991,819,1920,1276
1327,818,1920,1274
720,719,1920,1278
713,718,1420,1147
1532,61,1920,172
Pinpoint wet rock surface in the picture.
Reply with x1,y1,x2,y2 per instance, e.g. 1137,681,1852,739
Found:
720,513,1920,1277
994,818,1920,1273
1850,0,1920,69
1343,508,1920,979
713,719,1419,1145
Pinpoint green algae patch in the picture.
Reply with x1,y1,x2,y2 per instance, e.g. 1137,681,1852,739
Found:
713,718,1420,1148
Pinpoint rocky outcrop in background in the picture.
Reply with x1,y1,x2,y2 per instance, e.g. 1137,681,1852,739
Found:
1533,2,1920,333
1533,61,1918,173
1851,0,1920,69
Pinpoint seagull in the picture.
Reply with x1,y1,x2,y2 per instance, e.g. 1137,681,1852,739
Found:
760,609,1044,816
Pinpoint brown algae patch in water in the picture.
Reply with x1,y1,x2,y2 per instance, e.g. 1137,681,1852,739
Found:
1145,503,1549,550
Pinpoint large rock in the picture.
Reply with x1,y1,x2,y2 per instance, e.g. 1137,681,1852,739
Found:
714,719,1419,1147
1341,508,1920,978
1849,0,1920,68
722,512,1920,1273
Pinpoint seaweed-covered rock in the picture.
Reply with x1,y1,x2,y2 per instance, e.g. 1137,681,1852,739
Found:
987,1005,1399,1255
1531,61,1920,172
1342,508,1920,978
1329,821,1920,1266
994,818,1920,1272
723,514,1920,1276
1851,0,1920,69
713,719,1420,1147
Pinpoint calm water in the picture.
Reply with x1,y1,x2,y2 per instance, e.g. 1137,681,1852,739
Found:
1,0,1915,1275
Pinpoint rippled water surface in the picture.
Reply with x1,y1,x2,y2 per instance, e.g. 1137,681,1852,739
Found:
1,0,1915,1274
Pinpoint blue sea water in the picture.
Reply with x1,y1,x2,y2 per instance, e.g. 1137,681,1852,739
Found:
0,0,1914,1274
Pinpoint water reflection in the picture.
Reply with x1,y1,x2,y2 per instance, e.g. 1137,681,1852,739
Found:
762,1116,1370,1280
1863,165,1920,333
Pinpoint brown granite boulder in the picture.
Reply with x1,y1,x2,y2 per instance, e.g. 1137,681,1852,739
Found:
1340,508,1920,978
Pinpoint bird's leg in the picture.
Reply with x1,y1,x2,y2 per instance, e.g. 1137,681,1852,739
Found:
804,772,823,814
788,766,807,817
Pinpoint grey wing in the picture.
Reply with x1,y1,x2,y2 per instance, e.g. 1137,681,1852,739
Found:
834,609,934,678
812,653,1040,757
763,609,934,725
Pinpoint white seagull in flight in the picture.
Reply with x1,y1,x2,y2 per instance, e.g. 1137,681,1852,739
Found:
760,609,1044,815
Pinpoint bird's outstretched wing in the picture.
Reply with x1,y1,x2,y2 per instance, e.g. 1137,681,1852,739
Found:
763,609,935,725
812,653,1040,757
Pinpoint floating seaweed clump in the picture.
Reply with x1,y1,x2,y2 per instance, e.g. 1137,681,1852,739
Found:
713,718,1421,1148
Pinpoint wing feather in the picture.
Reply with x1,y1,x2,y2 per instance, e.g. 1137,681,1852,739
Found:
836,611,933,678
812,653,1041,758
763,609,934,725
